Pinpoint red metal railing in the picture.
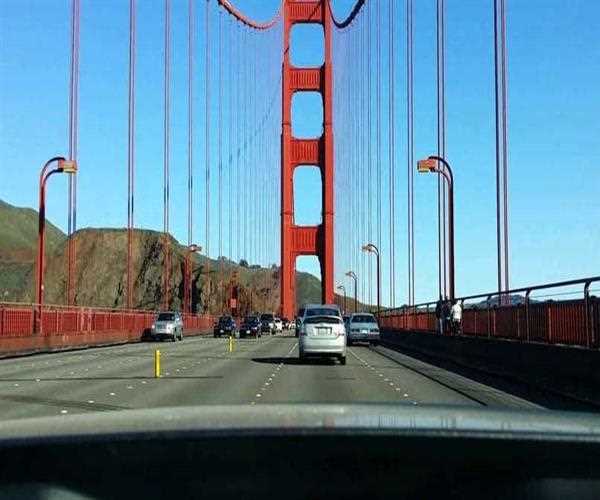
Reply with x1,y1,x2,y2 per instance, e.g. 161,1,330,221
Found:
380,277,600,349
0,302,214,339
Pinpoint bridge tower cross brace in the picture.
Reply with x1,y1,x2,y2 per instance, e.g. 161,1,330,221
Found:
281,0,335,319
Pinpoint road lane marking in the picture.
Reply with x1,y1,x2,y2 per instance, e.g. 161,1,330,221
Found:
250,341,297,405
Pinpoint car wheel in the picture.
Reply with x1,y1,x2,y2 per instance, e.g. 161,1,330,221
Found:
340,356,347,366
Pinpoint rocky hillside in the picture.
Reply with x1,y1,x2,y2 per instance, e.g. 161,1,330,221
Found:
0,199,327,313
0,199,65,302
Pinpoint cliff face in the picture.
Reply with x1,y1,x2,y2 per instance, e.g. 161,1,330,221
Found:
0,199,338,314
21,228,285,314
0,199,65,302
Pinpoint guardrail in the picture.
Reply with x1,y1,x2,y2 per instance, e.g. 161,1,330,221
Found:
0,302,215,337
379,277,600,349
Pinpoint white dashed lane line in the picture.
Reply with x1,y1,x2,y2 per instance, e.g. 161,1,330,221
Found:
250,342,297,405
349,348,419,406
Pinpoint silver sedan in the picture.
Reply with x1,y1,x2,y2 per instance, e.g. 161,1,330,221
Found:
346,313,380,346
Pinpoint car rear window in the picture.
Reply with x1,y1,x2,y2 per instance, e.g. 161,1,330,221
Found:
351,315,377,323
303,316,342,325
157,313,175,321
305,308,340,318
260,314,274,320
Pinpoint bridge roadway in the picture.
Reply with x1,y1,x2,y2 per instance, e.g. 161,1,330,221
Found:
0,333,538,420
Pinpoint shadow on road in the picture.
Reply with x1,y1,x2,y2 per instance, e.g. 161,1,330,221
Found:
252,357,338,366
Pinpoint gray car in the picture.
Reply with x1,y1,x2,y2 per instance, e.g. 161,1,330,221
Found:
346,313,379,346
151,312,184,342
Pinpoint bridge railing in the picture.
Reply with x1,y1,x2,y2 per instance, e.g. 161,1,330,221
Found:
379,277,600,349
0,301,215,338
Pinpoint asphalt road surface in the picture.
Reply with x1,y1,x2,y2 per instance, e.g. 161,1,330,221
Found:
0,333,538,420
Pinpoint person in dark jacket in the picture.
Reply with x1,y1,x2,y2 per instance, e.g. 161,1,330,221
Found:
435,296,443,334
442,298,451,335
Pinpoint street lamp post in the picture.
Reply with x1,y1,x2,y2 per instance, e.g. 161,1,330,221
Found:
184,244,201,314
36,157,77,332
417,155,455,301
336,284,347,314
362,243,381,317
345,271,358,313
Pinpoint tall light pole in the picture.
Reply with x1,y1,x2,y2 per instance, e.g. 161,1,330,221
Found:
417,155,455,300
336,284,347,314
184,244,201,314
362,243,380,316
36,157,77,331
345,271,358,313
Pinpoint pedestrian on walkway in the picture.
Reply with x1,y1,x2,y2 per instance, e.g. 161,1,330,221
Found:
442,297,451,335
451,300,462,335
435,296,443,334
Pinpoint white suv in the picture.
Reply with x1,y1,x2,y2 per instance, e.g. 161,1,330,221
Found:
298,304,346,365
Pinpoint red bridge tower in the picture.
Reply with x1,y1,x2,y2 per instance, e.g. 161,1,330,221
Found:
281,0,335,319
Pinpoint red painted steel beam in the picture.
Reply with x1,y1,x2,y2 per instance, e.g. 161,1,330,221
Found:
280,0,334,319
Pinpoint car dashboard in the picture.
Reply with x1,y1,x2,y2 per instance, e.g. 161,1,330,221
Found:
0,404,599,499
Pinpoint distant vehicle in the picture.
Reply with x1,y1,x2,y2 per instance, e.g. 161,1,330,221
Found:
288,319,296,330
346,313,380,346
274,317,283,333
260,313,276,335
151,312,184,342
298,304,346,365
213,315,237,338
282,317,290,330
239,316,261,338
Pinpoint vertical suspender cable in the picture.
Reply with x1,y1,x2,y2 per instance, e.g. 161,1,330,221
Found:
501,0,509,296
67,0,80,306
495,0,510,301
205,0,211,305
163,0,171,311
436,0,447,300
188,0,194,248
218,8,223,313
366,2,372,307
406,0,414,306
228,17,233,267
127,0,136,310
236,25,241,264
376,0,382,301
389,0,397,308
241,26,246,264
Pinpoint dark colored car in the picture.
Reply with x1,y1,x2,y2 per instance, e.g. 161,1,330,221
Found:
239,316,262,338
260,313,275,334
282,317,290,330
213,316,237,338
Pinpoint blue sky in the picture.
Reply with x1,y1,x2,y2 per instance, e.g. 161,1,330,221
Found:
1,0,599,306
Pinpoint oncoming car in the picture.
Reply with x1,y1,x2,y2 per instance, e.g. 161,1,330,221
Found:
346,313,380,346
239,316,261,338
213,316,237,338
298,304,346,365
150,312,184,342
